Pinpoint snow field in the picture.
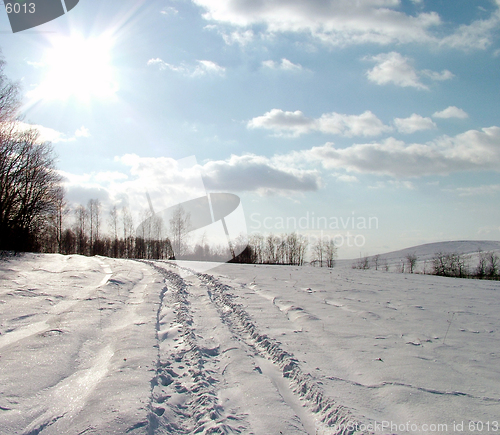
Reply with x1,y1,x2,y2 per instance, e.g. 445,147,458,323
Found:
1,253,499,434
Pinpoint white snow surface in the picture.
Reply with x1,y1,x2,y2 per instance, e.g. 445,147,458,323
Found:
0,251,499,434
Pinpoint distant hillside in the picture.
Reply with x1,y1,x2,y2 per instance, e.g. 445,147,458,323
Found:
338,240,500,273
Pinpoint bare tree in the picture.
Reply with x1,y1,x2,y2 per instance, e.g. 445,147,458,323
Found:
122,206,134,258
109,205,119,257
312,238,325,267
74,205,88,255
486,252,499,278
0,127,62,251
0,53,20,123
406,253,418,274
432,252,467,278
50,187,68,253
353,256,370,270
0,55,63,252
169,205,191,258
325,239,337,268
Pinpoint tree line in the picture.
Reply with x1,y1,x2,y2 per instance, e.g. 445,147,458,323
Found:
0,53,63,252
352,250,500,280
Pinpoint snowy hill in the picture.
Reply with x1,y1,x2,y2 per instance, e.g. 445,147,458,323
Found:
338,240,500,272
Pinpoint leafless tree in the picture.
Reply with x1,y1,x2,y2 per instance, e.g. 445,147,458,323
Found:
432,252,467,278
109,205,119,257
406,253,418,274
0,54,20,123
352,256,370,270
122,206,134,258
313,238,325,267
74,205,88,255
48,187,69,253
0,55,62,251
486,252,499,278
169,204,191,258
325,239,337,268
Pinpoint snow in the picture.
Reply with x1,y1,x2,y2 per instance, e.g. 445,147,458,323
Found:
1,249,499,434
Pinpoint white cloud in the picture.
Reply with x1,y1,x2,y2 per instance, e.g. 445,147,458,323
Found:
147,58,225,77
26,60,44,68
194,60,226,77
439,11,500,50
248,109,314,137
317,111,392,137
365,52,425,89
365,52,453,90
160,7,178,16
192,0,500,50
394,114,436,134
8,121,86,143
27,123,65,143
75,126,91,138
293,126,500,177
192,0,441,46
432,106,469,119
201,154,321,194
336,174,359,183
262,58,303,71
221,29,255,45
451,184,500,197
248,109,391,137
421,69,454,81
58,154,322,227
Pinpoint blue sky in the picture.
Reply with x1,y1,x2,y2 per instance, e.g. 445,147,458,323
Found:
1,0,500,257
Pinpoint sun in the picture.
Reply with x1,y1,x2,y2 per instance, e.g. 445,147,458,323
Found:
32,34,119,102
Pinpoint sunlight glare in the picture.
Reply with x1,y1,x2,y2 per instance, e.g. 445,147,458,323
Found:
34,34,118,102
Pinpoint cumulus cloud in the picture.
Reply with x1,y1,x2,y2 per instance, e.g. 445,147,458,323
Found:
192,0,500,49
8,121,90,143
220,29,255,45
248,109,313,136
439,11,500,50
433,106,469,119
365,52,453,90
192,0,441,46
394,114,436,134
60,153,322,220
201,154,321,194
75,126,91,138
294,126,500,177
147,58,225,77
262,58,303,71
248,109,391,137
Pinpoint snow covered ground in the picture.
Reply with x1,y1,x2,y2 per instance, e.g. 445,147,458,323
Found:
1,251,499,434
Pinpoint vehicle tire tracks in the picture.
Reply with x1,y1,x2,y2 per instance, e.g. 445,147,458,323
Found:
148,262,367,435
146,262,248,434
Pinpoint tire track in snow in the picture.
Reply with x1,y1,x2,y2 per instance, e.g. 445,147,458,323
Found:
146,263,248,434
197,269,367,435
150,263,367,435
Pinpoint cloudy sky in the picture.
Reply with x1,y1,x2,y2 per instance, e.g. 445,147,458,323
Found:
1,0,500,257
